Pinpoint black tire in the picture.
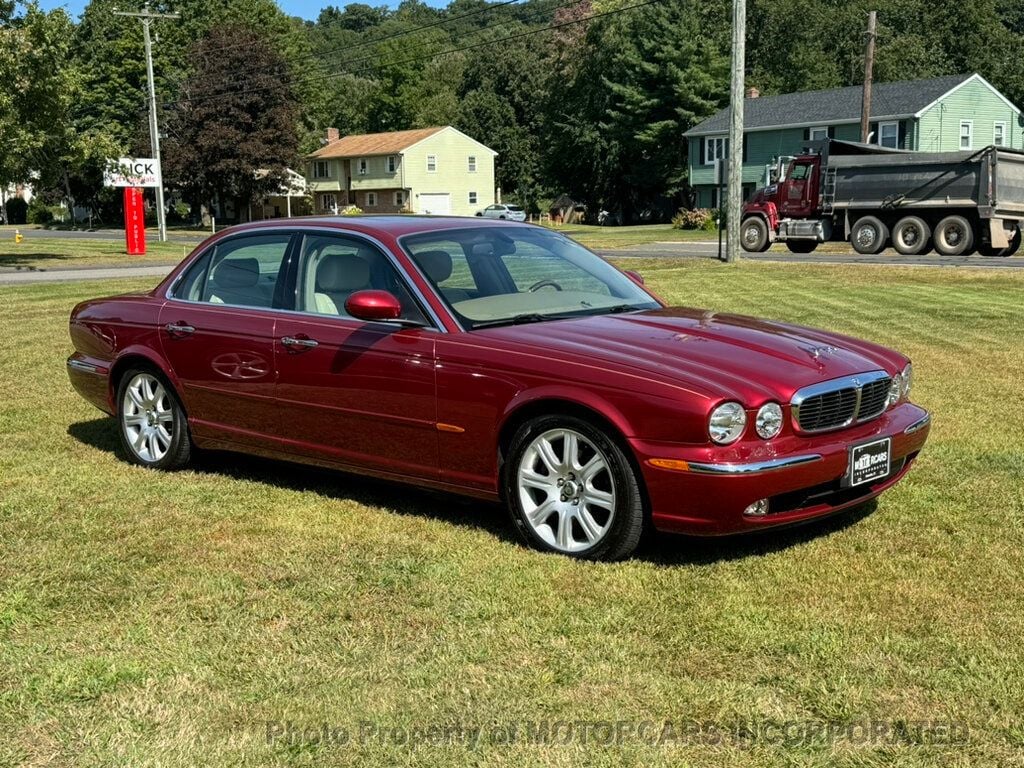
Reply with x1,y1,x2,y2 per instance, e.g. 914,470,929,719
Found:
504,415,644,561
850,215,889,255
892,216,931,256
933,215,975,256
978,227,1021,257
116,366,192,470
740,216,771,252
785,240,818,254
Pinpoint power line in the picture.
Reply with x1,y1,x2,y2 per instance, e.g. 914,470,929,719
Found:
163,0,616,111
175,0,557,105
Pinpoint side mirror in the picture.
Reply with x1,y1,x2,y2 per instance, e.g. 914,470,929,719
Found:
623,269,645,285
344,289,402,322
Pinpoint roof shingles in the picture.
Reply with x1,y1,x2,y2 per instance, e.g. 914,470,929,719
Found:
685,74,973,136
309,127,445,158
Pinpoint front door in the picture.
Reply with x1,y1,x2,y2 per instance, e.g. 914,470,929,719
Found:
778,160,817,218
158,232,296,448
273,232,439,480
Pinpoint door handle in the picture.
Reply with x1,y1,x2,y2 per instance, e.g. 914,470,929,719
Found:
165,322,195,337
281,335,319,349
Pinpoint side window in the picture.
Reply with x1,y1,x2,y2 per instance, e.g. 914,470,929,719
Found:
406,239,479,307
789,163,810,181
187,234,292,308
297,234,427,324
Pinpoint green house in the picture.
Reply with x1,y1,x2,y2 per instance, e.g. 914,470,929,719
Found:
684,73,1024,209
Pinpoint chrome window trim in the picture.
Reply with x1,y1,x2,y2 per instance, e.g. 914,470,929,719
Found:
791,369,890,434
164,225,449,332
687,454,823,476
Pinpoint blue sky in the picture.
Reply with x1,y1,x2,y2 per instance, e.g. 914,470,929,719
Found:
37,1,415,21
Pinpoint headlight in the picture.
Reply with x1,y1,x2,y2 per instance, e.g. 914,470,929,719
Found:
888,372,904,407
755,402,783,439
901,363,912,400
709,402,746,444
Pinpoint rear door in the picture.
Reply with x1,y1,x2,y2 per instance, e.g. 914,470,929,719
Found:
159,232,296,448
273,231,440,480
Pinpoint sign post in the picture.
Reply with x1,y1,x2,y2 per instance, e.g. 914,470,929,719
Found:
123,187,146,255
104,157,161,257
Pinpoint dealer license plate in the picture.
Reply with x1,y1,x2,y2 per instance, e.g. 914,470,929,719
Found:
848,437,891,487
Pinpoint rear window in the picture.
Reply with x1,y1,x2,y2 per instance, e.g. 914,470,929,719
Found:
507,205,524,212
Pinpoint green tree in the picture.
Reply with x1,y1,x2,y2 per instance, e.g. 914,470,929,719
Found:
162,24,300,221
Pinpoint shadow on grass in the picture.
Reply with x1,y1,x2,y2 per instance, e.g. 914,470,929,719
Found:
68,416,874,565
0,251,80,270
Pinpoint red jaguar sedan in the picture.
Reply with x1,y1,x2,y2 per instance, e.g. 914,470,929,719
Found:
67,216,930,560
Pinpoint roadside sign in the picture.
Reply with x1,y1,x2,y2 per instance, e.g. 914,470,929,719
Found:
124,187,146,255
104,157,161,188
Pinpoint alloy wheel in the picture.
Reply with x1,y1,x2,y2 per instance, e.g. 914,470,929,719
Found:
516,428,616,553
121,372,175,462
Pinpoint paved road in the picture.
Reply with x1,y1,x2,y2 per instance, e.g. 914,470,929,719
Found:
596,240,1024,268
4,238,1023,286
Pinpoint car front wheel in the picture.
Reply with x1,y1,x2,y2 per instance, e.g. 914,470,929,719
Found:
117,368,192,469
505,415,644,561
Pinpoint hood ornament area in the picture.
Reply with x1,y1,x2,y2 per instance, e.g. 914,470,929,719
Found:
801,344,838,361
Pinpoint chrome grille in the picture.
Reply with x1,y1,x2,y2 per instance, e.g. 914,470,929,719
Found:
792,371,892,433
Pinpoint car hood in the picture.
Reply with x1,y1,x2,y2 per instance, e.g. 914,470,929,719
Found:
482,308,905,404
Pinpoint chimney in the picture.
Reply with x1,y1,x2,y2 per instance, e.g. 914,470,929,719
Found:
325,127,340,144
746,87,760,99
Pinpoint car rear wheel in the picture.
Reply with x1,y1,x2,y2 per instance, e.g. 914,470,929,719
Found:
850,216,888,254
740,216,771,252
892,216,931,255
117,368,192,469
505,416,644,561
933,215,975,256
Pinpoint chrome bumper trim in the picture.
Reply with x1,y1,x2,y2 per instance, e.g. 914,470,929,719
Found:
687,454,823,476
67,358,100,374
903,413,931,435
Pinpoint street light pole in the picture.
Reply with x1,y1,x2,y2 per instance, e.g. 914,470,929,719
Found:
114,4,179,243
725,0,746,263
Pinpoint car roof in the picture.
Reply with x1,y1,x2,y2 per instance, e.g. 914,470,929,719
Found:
213,215,531,239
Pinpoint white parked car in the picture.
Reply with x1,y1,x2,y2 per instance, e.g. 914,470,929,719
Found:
476,203,526,221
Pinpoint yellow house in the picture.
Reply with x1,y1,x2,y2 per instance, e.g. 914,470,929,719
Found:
306,126,497,217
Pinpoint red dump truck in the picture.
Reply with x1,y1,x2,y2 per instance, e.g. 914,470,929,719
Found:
740,139,1024,256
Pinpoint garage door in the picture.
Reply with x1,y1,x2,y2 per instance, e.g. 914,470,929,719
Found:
418,193,451,215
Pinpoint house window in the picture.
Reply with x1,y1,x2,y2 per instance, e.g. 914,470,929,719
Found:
468,191,477,205
321,193,337,212
394,191,404,206
358,158,368,175
387,155,397,173
366,192,377,207
468,155,477,172
809,127,829,141
960,121,973,150
878,121,899,149
313,160,330,179
426,155,437,172
994,122,1006,147
704,136,727,165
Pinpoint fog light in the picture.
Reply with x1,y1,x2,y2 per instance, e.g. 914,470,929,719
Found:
743,499,769,517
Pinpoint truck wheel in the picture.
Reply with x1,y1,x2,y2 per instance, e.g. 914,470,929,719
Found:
786,241,818,254
850,216,888,255
978,227,1021,257
934,216,975,256
892,216,931,256
740,217,770,252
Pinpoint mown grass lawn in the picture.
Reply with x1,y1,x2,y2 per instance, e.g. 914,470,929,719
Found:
0,234,189,271
1,261,1022,766
542,222,715,249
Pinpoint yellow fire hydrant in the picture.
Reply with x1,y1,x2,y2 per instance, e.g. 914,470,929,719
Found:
14,229,23,244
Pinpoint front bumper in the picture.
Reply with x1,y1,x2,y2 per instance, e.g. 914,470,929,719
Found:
632,402,930,535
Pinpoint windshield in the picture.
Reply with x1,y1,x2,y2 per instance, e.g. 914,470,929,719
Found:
401,226,660,330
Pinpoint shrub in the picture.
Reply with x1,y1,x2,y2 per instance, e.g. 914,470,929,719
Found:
339,205,362,216
672,208,712,230
4,197,28,225
27,199,54,225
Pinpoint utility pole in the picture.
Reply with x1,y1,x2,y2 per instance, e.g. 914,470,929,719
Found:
725,0,746,263
114,4,179,243
860,10,877,143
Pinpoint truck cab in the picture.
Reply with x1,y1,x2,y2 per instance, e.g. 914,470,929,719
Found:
743,149,831,253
